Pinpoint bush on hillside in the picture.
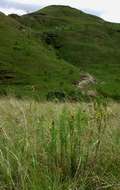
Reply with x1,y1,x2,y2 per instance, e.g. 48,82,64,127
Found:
46,91,67,101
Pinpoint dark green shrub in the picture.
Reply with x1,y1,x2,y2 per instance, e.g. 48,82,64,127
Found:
46,91,67,101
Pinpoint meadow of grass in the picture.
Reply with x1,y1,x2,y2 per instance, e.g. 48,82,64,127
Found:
0,98,119,190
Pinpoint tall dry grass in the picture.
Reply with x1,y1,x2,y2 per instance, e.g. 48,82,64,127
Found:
0,98,119,190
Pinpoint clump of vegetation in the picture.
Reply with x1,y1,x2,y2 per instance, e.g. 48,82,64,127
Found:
0,98,119,190
46,91,67,101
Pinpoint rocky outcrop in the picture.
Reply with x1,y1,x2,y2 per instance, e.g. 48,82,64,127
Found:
77,73,96,89
73,73,98,97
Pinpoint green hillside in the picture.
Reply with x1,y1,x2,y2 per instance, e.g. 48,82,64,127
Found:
0,5,120,100
0,11,80,99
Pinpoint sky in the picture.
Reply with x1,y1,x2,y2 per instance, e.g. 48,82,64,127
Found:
0,0,120,23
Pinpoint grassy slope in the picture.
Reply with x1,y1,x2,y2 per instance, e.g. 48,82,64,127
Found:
0,5,120,99
20,5,120,99
0,12,80,99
